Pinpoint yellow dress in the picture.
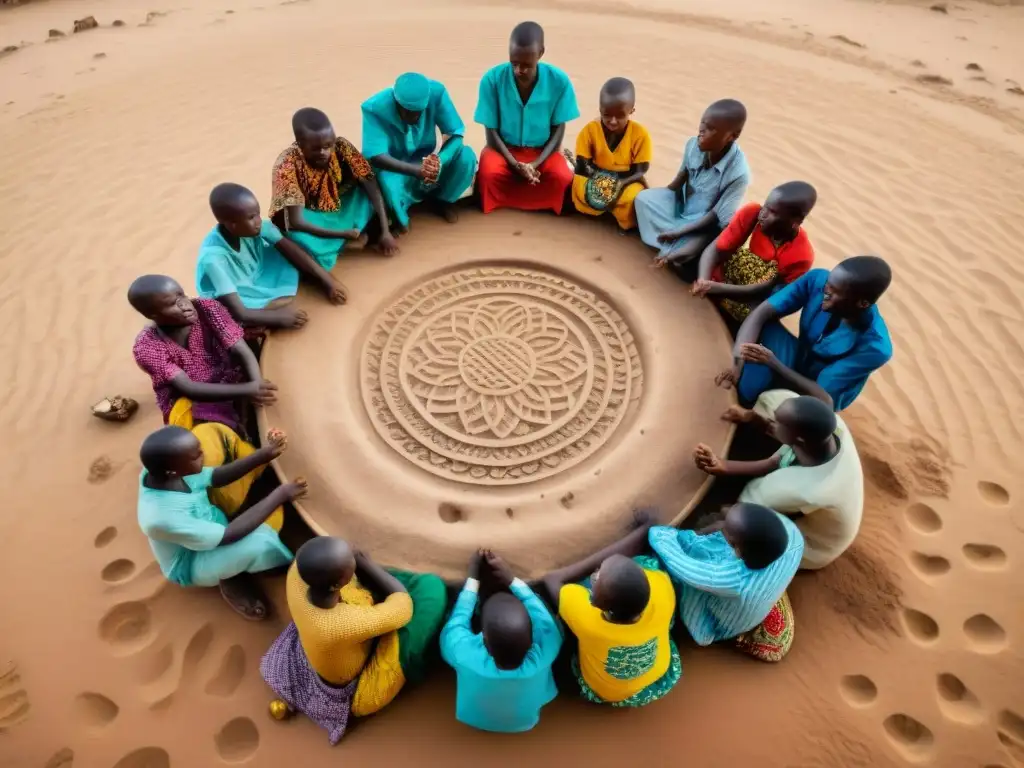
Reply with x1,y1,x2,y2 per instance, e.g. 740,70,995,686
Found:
571,119,653,230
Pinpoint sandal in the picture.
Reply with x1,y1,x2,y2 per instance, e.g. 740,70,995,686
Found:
91,395,139,423
219,573,270,621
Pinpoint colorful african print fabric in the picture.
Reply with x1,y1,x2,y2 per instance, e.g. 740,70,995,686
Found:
734,592,794,663
719,246,780,321
269,138,374,217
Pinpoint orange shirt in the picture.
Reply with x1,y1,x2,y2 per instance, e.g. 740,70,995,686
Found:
714,202,814,284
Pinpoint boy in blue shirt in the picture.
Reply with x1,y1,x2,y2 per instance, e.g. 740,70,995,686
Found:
717,255,893,411
441,549,561,733
196,183,348,330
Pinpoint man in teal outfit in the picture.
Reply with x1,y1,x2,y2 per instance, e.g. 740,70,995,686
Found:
361,73,477,229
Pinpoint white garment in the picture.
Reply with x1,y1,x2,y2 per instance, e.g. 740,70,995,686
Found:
739,390,864,570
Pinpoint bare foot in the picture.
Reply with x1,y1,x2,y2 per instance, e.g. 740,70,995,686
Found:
219,573,269,621
436,202,459,223
344,233,369,252
322,277,348,305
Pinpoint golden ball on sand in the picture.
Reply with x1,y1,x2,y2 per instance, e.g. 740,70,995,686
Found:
268,699,293,721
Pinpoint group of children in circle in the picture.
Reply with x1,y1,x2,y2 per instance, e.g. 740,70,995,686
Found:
121,18,894,740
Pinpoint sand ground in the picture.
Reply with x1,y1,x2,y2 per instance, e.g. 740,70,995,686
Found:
1,0,1023,766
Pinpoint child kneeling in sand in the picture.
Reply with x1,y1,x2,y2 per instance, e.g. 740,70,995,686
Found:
261,536,447,745
570,77,652,231
137,425,305,619
196,183,347,330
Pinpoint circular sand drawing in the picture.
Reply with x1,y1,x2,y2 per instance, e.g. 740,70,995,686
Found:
361,266,643,485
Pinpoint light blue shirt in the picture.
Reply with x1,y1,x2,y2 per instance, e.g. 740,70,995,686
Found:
677,136,750,228
767,269,893,411
440,578,562,733
474,62,580,148
195,219,299,309
362,79,466,162
648,519,803,645
137,468,227,586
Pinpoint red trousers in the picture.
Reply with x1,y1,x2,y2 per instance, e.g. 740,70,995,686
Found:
477,146,573,214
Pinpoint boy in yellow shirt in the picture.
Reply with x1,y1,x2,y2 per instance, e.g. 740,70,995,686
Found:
541,513,680,707
571,77,653,230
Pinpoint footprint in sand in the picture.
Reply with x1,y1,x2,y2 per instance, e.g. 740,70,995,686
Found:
901,608,940,645
936,673,984,724
98,600,155,656
963,614,1007,654
962,543,1007,570
908,552,950,579
438,502,465,523
112,747,170,768
87,455,117,484
977,480,1009,506
997,710,1024,763
102,558,137,584
44,748,74,768
215,716,261,763
72,691,119,731
882,713,935,762
142,623,215,707
0,662,30,732
904,502,943,534
839,674,878,708
94,526,118,548
205,645,246,697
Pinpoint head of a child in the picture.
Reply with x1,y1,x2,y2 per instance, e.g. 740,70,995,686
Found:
509,21,544,88
759,181,817,241
590,554,650,623
698,99,747,154
140,426,205,479
393,72,430,125
770,396,837,449
128,274,196,328
210,183,262,239
296,536,357,604
822,255,892,318
292,107,336,170
722,503,789,570
481,592,534,670
599,77,636,135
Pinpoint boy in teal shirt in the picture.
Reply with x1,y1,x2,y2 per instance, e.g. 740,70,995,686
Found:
441,550,561,733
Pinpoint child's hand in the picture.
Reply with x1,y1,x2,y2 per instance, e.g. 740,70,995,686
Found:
715,366,740,390
281,308,309,329
266,428,288,457
693,444,726,476
249,379,279,406
322,276,348,306
483,550,515,588
691,279,716,299
738,343,776,367
282,476,308,501
721,405,755,424
657,230,682,244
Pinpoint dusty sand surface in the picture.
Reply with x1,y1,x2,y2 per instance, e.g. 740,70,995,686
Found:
1,0,1023,766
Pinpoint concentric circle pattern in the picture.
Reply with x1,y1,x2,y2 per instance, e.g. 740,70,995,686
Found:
361,266,644,484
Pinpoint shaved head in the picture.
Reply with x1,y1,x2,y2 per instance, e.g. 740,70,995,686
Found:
724,504,789,570
704,99,747,131
482,593,533,670
209,182,257,219
775,396,837,445
510,20,544,49
140,426,200,475
600,77,636,106
297,537,357,594
292,107,332,137
769,181,817,218
592,554,650,621
127,274,182,314
833,255,892,304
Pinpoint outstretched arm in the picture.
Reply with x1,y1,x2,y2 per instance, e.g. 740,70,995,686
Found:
278,206,361,240
216,293,306,330
541,519,653,610
355,551,408,598
359,176,397,255
738,343,833,407
369,153,424,179
273,237,347,305
694,443,783,479
616,161,650,188
220,481,304,545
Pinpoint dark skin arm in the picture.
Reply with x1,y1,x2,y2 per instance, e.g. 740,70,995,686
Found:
355,551,407,598
273,237,347,305
279,206,361,241
485,127,519,167
216,293,308,330
210,430,285,487
167,338,275,405
541,520,653,610
220,480,305,546
666,168,688,193
732,342,834,408
696,274,784,302
530,124,566,171
359,176,398,255
368,153,424,179
694,443,782,479
574,155,595,178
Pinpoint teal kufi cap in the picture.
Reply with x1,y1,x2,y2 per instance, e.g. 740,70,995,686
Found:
393,72,430,112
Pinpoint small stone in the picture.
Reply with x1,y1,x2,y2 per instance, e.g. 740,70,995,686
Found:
112,20,126,27
73,16,100,33
93,52,107,59
965,62,982,71
1,45,18,56
929,3,947,12
48,29,66,38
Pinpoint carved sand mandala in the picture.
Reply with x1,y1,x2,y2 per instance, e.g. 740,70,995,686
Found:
361,266,644,485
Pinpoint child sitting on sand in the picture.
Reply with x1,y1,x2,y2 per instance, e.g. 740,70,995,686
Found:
261,536,447,744
692,181,817,321
648,503,804,662
130,274,277,433
634,99,750,271
197,183,347,327
137,425,305,619
694,392,863,570
441,549,561,733
570,77,652,231
541,514,680,708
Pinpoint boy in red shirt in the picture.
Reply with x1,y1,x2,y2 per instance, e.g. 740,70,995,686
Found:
692,181,816,321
